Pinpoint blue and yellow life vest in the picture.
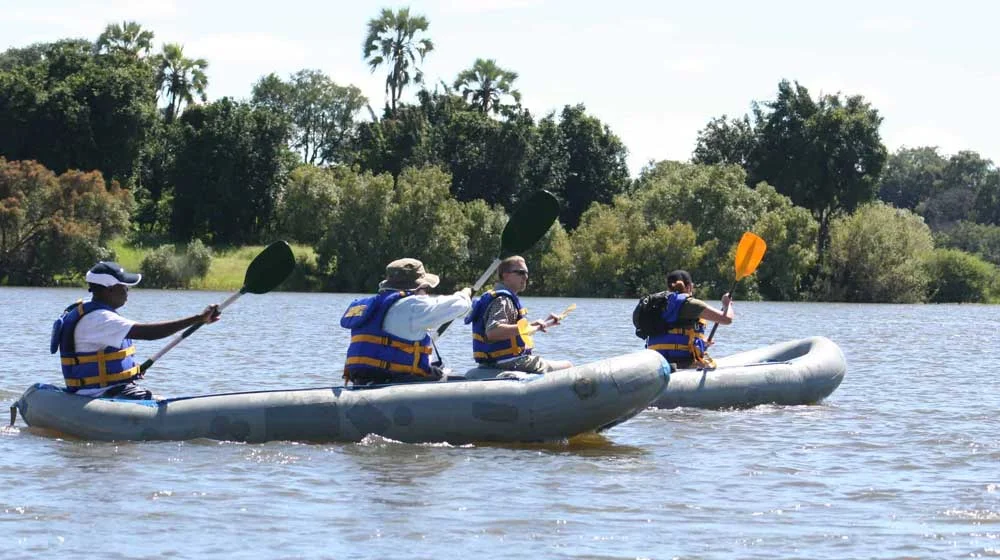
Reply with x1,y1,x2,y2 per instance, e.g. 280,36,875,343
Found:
464,288,532,363
50,300,139,390
341,291,434,380
644,292,716,368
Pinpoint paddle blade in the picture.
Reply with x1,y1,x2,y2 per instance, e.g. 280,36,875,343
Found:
499,190,560,257
516,318,536,349
243,240,296,294
555,303,576,322
734,232,767,281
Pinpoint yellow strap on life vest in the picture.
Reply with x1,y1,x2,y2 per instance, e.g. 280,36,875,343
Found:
344,356,430,376
64,364,140,388
61,345,135,365
349,334,432,354
647,343,691,352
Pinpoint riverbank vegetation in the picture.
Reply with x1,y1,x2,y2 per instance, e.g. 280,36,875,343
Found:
2,11,998,302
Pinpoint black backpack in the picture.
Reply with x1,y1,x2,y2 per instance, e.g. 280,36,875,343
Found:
632,291,670,339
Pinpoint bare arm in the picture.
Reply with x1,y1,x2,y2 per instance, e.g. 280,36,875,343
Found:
699,293,734,325
127,305,220,340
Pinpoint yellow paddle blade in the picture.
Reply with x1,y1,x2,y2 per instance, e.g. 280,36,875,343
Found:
734,232,767,281
516,318,536,349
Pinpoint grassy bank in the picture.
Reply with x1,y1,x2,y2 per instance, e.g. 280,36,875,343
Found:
110,239,316,292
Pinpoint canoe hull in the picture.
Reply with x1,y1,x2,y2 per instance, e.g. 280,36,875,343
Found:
14,350,670,444
652,336,846,409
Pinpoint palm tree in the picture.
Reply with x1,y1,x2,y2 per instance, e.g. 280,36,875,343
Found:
454,58,521,115
362,8,433,115
96,20,155,58
154,43,209,122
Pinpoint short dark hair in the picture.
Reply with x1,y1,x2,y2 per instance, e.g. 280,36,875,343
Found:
667,269,693,292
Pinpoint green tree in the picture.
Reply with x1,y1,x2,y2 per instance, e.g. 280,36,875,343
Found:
456,198,509,287
521,222,573,296
362,7,433,115
386,166,471,292
314,169,396,290
0,39,157,187
251,69,367,165
155,43,208,123
934,221,1000,266
169,98,295,244
919,150,999,228
453,58,521,115
568,197,707,298
750,81,887,268
822,203,933,303
692,114,755,169
876,146,946,211
0,158,133,285
751,185,819,301
275,164,341,244
632,161,764,296
545,104,630,229
96,20,155,59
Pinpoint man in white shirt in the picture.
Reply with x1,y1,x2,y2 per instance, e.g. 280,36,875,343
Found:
55,261,220,399
340,258,471,385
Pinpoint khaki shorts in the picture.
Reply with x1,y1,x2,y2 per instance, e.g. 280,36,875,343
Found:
492,354,556,374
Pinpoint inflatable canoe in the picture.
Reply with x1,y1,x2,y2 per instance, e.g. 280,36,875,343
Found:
11,350,669,444
652,336,846,409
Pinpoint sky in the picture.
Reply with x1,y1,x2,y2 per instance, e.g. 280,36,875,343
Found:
2,0,998,176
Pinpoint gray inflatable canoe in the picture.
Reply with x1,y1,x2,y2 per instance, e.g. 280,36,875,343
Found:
652,336,846,409
11,350,669,444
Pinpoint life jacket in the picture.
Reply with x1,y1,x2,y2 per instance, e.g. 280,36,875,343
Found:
464,288,532,363
340,291,433,381
644,292,716,369
50,300,140,390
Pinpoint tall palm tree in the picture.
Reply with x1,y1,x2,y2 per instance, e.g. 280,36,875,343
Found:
454,58,521,115
362,7,433,115
96,20,155,58
154,43,209,122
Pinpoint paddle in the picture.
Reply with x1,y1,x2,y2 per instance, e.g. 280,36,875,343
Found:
436,189,560,337
516,303,576,348
138,240,296,373
707,232,767,343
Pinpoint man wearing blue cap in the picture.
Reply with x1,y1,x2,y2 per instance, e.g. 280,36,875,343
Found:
50,261,220,399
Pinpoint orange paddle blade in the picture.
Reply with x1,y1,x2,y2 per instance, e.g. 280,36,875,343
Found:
734,232,767,281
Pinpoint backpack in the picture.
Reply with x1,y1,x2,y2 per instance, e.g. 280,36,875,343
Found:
632,291,670,339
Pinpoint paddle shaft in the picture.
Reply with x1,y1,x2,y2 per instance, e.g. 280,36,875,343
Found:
522,304,576,336
435,258,502,338
138,290,243,373
706,281,736,343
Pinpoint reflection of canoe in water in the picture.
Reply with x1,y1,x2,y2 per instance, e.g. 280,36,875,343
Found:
11,350,669,444
652,336,846,409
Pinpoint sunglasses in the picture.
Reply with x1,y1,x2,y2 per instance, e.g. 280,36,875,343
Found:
507,269,529,277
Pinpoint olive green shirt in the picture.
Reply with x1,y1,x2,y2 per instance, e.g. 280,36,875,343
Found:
678,296,708,321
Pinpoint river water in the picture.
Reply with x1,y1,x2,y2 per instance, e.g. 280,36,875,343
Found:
1,287,998,559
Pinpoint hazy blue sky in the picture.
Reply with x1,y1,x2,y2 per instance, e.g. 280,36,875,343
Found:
3,0,998,175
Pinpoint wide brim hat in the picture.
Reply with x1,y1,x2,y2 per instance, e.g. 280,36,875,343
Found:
86,261,142,287
378,258,440,291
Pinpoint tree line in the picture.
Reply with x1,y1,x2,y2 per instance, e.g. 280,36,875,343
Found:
1,10,998,302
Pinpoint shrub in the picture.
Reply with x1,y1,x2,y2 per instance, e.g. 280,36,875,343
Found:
140,239,213,288
923,248,998,303
822,203,933,302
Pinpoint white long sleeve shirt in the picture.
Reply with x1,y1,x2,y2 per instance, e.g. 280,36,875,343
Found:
382,290,472,341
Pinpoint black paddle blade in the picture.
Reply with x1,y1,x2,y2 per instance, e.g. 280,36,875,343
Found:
499,190,560,257
243,240,296,294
